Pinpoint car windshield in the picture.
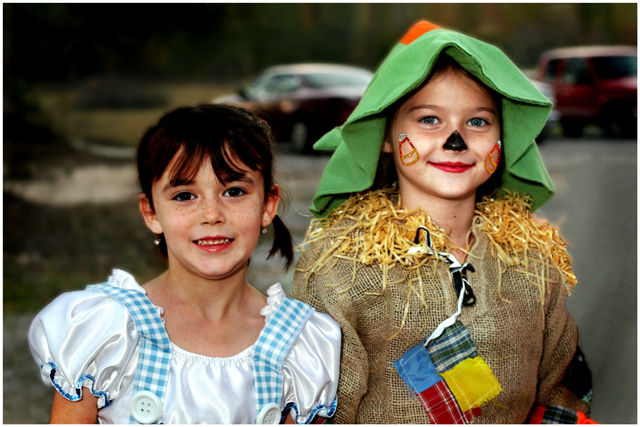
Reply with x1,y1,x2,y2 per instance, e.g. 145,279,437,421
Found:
304,72,371,89
591,55,637,80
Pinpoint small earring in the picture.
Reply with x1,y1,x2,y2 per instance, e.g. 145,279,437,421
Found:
484,140,502,174
154,234,161,245
399,133,419,166
261,227,268,234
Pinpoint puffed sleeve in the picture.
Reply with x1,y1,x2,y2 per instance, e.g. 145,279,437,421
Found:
281,310,341,424
532,267,592,419
293,239,369,424
28,288,139,408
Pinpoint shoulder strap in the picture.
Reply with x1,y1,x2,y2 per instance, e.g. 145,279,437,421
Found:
87,283,172,424
252,298,315,419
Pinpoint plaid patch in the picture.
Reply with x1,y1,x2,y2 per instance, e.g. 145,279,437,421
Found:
416,380,467,424
253,298,315,418
88,283,171,424
426,321,477,372
464,406,482,423
542,405,579,424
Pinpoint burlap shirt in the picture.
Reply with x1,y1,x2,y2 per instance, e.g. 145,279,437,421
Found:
293,216,589,423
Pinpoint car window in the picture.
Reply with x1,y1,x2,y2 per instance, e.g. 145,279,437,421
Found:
245,74,301,100
543,58,561,82
270,74,301,94
304,72,372,89
562,58,593,85
244,75,276,100
591,55,637,80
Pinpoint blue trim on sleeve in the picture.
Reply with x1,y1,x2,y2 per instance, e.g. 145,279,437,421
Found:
43,362,111,409
285,396,338,424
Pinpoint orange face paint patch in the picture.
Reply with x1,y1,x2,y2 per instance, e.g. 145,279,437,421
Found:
400,20,442,45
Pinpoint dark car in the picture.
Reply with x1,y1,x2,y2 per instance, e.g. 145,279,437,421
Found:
215,63,373,153
537,46,637,138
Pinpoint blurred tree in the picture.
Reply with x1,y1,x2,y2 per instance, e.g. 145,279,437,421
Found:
3,3,637,85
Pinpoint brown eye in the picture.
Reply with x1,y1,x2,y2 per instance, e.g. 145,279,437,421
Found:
223,187,247,198
173,192,195,201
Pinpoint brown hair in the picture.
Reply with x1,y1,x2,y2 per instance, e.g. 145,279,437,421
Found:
374,54,504,200
137,103,294,268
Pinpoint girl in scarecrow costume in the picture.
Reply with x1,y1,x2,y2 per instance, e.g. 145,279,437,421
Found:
293,21,594,424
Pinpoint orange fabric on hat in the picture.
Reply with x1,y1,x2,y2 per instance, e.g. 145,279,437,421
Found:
400,20,442,45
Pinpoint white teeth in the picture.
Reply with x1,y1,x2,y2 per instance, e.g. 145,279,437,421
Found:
196,239,231,245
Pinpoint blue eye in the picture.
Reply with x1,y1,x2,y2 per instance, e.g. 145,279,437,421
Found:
173,192,195,201
223,187,247,198
468,118,488,127
420,116,440,125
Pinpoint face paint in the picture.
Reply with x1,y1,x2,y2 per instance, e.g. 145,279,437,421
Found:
399,133,420,166
442,131,468,151
483,140,502,174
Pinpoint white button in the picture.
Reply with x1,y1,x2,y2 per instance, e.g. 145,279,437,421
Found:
130,390,163,424
256,402,281,424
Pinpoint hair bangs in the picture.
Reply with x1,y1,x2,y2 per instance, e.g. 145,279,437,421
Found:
167,136,267,188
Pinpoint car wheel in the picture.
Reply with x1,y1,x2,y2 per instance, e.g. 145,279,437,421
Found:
603,120,624,138
560,120,584,138
603,120,636,139
536,126,549,144
291,121,312,154
600,103,636,139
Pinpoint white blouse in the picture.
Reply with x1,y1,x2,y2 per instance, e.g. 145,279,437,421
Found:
28,269,341,424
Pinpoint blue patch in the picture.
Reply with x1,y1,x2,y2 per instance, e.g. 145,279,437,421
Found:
393,342,443,394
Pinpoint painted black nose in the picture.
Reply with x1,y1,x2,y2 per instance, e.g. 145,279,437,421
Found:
443,131,468,151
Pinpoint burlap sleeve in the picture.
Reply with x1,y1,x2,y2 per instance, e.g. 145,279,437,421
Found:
535,267,590,415
293,241,369,424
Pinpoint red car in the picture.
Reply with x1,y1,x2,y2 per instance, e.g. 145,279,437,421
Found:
537,46,637,138
215,63,373,153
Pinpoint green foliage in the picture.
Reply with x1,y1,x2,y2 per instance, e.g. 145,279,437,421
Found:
5,3,636,84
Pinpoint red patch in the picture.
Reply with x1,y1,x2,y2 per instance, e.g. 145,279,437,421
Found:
400,20,442,45
527,405,546,424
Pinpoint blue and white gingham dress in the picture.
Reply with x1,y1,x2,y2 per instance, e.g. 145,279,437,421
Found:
28,269,341,424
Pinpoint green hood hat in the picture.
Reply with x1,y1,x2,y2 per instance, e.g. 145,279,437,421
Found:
310,20,554,218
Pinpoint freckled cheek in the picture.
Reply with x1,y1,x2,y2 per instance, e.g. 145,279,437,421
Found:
230,207,263,233
158,209,197,235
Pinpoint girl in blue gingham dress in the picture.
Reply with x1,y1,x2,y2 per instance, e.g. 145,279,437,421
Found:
28,104,340,424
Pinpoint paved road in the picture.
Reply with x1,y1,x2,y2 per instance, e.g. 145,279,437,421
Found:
4,137,635,423
535,137,637,424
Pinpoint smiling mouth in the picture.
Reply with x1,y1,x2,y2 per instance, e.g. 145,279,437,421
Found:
430,162,473,173
195,239,233,246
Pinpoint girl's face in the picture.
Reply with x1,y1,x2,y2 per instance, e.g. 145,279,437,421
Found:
383,69,501,211
139,152,279,282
